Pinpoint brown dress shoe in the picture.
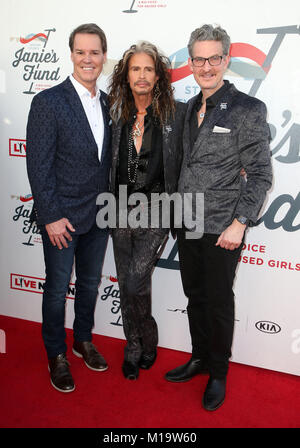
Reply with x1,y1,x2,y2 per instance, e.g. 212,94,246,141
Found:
48,353,75,393
72,341,108,371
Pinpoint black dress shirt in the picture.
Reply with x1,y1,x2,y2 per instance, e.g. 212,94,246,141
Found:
118,105,164,196
190,80,231,147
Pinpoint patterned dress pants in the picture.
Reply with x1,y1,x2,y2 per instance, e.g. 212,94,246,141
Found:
112,226,168,364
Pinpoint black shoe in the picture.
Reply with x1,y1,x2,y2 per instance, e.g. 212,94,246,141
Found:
122,360,139,380
139,350,157,369
202,377,226,411
165,357,209,382
48,353,75,393
73,341,108,371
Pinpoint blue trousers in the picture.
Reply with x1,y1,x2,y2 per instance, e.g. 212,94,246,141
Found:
41,223,108,358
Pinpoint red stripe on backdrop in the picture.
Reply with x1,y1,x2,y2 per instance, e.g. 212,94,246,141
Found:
230,43,271,73
20,33,48,44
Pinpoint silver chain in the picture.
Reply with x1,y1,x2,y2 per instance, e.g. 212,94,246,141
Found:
127,120,143,184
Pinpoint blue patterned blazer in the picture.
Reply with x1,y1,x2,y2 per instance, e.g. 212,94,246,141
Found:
26,77,112,234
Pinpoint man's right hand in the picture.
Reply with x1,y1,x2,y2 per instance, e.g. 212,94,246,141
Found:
45,218,75,249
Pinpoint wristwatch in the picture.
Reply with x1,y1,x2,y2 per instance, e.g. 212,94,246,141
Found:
236,215,249,226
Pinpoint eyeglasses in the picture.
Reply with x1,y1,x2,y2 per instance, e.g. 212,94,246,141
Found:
191,55,224,67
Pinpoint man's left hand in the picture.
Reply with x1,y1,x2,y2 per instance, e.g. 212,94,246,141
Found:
215,219,246,251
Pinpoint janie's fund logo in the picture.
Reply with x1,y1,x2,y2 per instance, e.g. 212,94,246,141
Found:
11,28,61,94
11,194,41,246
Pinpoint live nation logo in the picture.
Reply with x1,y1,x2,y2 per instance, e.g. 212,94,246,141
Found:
11,194,41,246
10,273,123,327
11,27,61,94
9,139,26,157
10,273,75,299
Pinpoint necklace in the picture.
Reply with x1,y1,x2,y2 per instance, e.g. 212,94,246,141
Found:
198,101,206,119
132,120,144,146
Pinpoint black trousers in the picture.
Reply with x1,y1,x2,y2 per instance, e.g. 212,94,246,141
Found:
177,229,243,378
112,226,168,364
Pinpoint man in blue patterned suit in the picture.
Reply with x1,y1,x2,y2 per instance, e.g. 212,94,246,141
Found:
26,24,111,393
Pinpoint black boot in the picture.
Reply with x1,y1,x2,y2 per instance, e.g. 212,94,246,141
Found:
122,360,139,380
165,357,209,383
202,377,226,411
139,350,157,369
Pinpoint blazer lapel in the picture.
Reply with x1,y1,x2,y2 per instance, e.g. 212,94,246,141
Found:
184,96,197,163
191,84,238,157
62,78,98,150
110,119,123,193
99,92,111,162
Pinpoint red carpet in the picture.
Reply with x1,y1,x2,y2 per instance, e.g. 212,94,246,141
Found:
0,315,299,429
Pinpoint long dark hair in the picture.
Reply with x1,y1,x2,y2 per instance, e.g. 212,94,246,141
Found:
108,41,175,126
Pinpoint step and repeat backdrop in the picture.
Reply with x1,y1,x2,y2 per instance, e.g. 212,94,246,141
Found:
1,0,299,375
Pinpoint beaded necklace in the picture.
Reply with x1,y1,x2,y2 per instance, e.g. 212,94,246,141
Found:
127,115,145,184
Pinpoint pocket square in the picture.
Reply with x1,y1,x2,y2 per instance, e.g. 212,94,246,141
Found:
213,125,231,133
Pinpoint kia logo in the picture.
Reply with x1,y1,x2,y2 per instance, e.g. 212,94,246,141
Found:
255,321,281,334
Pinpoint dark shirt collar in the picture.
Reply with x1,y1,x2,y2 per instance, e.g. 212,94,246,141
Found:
195,80,231,111
131,103,153,119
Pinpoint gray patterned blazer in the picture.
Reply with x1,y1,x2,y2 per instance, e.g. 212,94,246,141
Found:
178,82,273,234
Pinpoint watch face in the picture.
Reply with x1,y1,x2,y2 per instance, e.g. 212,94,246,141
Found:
238,216,248,225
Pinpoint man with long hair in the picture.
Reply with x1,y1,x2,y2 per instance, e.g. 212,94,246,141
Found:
108,42,186,380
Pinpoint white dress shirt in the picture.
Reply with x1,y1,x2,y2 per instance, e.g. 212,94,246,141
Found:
70,75,104,162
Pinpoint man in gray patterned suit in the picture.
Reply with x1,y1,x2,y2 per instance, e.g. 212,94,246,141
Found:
165,25,272,411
